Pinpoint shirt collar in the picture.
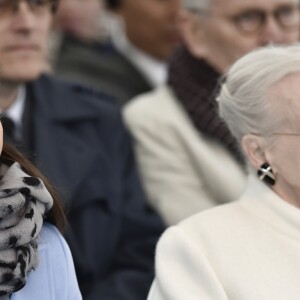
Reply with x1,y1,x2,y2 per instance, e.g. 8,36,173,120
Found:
5,85,26,126
2,85,26,140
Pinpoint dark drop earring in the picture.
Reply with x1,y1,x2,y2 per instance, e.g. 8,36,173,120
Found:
257,163,275,185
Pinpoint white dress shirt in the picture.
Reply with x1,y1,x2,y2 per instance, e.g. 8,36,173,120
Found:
1,85,26,141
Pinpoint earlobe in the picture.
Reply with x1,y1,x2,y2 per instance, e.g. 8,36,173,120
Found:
241,134,267,170
177,10,206,59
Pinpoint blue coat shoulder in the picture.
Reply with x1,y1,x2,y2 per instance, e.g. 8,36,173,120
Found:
12,223,82,300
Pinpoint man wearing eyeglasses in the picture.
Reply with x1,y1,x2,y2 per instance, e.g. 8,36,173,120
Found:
123,0,300,226
190,0,300,73
0,0,165,299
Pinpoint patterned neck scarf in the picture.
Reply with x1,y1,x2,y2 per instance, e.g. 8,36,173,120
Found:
168,46,245,165
0,162,53,299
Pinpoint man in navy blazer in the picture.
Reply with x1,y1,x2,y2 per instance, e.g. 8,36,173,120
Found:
0,1,165,299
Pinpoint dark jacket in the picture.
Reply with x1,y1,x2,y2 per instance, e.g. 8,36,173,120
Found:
55,35,152,106
22,75,165,300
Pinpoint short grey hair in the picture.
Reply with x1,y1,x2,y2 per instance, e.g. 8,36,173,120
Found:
218,43,300,143
182,0,211,14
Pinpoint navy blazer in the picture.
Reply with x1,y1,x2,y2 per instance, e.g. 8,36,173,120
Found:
23,75,165,300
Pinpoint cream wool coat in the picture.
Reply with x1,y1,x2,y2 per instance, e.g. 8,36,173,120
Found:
124,86,246,225
148,175,300,300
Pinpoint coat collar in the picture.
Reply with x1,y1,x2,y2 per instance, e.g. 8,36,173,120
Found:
239,174,300,241
26,74,115,122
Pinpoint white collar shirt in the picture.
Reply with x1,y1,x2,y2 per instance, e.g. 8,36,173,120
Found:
2,85,26,141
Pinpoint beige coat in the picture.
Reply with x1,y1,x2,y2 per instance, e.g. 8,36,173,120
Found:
148,175,300,299
124,85,246,225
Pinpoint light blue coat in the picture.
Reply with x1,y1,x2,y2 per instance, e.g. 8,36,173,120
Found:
11,223,82,300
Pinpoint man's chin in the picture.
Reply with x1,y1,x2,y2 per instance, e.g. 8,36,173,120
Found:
0,70,44,84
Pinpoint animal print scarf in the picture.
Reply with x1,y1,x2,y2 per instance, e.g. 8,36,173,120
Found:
0,162,53,299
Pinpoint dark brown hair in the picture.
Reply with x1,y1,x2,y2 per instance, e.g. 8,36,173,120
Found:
0,144,67,234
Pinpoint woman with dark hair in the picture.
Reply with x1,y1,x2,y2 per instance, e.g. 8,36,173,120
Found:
0,123,81,299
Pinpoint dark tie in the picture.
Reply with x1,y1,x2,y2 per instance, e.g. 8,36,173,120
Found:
1,115,35,161
1,115,16,146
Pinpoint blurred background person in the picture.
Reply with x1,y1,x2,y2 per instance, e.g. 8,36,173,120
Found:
53,0,104,41
48,0,104,67
148,43,300,300
53,0,181,105
0,0,165,299
124,0,300,225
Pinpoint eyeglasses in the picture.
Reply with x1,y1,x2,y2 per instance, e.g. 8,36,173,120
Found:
0,0,55,15
251,132,300,137
230,4,300,34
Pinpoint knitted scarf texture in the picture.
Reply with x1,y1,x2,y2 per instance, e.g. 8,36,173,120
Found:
167,46,244,165
0,162,53,299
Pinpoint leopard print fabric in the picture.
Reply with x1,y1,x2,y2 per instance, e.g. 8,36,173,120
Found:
0,162,53,299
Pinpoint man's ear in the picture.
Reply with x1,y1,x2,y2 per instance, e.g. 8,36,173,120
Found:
177,10,207,59
241,134,268,170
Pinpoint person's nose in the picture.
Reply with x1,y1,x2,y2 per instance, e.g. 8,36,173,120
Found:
11,1,36,33
169,0,181,18
258,15,283,46
168,0,181,29
173,0,181,12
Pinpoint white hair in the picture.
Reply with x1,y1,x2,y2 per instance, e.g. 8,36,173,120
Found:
218,43,300,143
182,0,211,13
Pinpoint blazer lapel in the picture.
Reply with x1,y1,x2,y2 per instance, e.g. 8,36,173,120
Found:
26,75,107,206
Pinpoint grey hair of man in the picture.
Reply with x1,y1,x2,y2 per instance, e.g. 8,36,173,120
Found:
218,43,300,146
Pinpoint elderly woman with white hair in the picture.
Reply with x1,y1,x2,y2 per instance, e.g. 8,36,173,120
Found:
147,44,300,300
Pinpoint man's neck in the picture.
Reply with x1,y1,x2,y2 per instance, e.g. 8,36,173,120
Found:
0,81,20,111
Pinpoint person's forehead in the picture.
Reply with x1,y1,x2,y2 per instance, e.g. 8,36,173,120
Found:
268,72,300,112
212,0,299,14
